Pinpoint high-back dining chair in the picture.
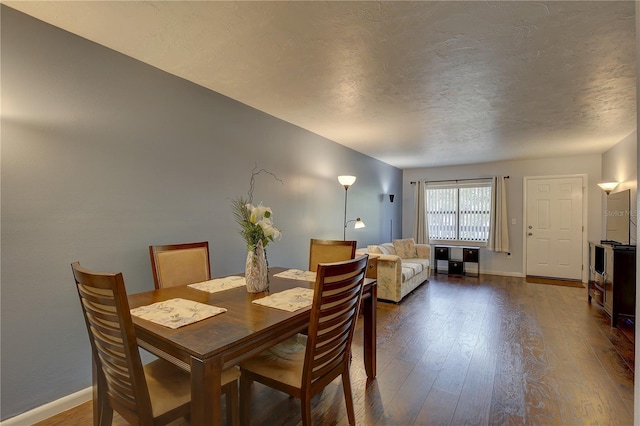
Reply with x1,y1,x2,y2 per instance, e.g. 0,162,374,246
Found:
149,241,210,289
308,239,357,272
71,262,240,426
239,255,369,426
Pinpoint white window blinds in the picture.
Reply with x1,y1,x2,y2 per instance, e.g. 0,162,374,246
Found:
425,180,492,242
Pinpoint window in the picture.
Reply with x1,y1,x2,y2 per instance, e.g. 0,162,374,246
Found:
425,180,492,242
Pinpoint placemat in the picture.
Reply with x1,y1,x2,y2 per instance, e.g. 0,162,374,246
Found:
273,269,317,282
188,275,246,293
251,287,314,312
130,298,226,329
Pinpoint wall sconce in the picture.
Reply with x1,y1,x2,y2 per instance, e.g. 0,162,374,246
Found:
597,182,619,195
388,194,395,241
338,175,364,240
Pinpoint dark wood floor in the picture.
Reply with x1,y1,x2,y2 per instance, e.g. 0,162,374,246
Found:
36,274,634,425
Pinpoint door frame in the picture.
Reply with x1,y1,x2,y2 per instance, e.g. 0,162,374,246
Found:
522,174,588,282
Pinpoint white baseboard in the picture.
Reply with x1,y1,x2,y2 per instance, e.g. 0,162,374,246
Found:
1,387,92,426
480,270,525,277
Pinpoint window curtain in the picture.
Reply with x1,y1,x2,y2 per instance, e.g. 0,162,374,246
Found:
413,181,429,244
487,176,509,252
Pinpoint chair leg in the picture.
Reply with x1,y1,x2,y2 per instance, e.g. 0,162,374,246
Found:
239,373,253,426
341,371,356,426
300,395,312,426
93,363,113,426
225,380,239,426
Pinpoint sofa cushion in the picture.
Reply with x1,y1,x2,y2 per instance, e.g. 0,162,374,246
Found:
393,238,417,259
404,258,429,271
401,264,421,282
401,259,430,282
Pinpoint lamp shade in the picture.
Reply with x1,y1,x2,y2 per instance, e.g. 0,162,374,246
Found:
338,175,356,187
597,182,619,194
354,218,366,229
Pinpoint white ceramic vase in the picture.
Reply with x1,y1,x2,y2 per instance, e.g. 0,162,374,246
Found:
245,240,268,293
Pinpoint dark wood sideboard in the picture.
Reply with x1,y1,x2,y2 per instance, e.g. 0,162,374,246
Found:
588,241,636,327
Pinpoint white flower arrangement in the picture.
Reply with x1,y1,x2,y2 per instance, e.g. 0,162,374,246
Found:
231,167,283,252
233,200,281,251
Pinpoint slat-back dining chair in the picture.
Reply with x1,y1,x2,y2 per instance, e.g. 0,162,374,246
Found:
308,239,357,272
149,241,211,289
71,262,240,426
239,255,369,426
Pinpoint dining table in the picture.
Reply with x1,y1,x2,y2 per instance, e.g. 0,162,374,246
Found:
125,266,377,426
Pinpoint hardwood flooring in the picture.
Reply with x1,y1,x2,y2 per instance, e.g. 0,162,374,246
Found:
35,274,634,425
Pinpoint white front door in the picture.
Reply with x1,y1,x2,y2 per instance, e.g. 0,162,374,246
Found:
525,176,584,280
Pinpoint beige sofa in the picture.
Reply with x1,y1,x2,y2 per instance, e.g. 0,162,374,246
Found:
356,240,431,303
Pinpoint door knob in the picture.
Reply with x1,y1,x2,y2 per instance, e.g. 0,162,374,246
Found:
528,225,533,229
527,232,533,236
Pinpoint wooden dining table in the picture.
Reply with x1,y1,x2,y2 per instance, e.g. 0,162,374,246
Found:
125,267,377,426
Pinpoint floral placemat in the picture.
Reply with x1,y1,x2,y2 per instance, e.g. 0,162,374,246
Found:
251,287,314,312
273,269,317,282
130,298,226,329
188,276,246,293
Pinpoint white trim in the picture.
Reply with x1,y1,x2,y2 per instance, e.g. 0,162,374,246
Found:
429,240,488,247
0,387,92,425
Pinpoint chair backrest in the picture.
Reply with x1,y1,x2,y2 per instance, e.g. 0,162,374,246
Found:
308,239,357,272
149,241,210,289
302,255,368,394
71,262,154,425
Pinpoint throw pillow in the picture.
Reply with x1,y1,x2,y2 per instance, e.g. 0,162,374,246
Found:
367,245,383,254
380,243,395,255
393,238,417,259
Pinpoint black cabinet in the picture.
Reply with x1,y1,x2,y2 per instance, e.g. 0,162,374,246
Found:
448,260,464,275
588,242,636,327
435,246,480,277
435,246,449,261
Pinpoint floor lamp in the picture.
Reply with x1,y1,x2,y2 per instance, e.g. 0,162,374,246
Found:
339,175,365,240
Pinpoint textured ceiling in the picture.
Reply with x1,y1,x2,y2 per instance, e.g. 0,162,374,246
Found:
4,1,637,169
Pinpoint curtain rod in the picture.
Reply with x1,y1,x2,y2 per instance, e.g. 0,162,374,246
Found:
410,176,509,184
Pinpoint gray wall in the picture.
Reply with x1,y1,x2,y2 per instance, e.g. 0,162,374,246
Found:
403,155,603,277
601,131,638,244
0,7,402,419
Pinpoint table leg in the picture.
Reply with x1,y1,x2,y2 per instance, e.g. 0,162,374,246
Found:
363,284,377,379
191,355,223,426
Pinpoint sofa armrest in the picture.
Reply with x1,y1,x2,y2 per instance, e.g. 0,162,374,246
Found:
375,255,402,289
373,253,402,263
415,244,431,259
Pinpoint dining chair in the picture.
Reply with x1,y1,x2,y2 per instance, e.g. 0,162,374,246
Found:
71,261,240,426
239,255,369,426
149,241,211,289
308,239,357,272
